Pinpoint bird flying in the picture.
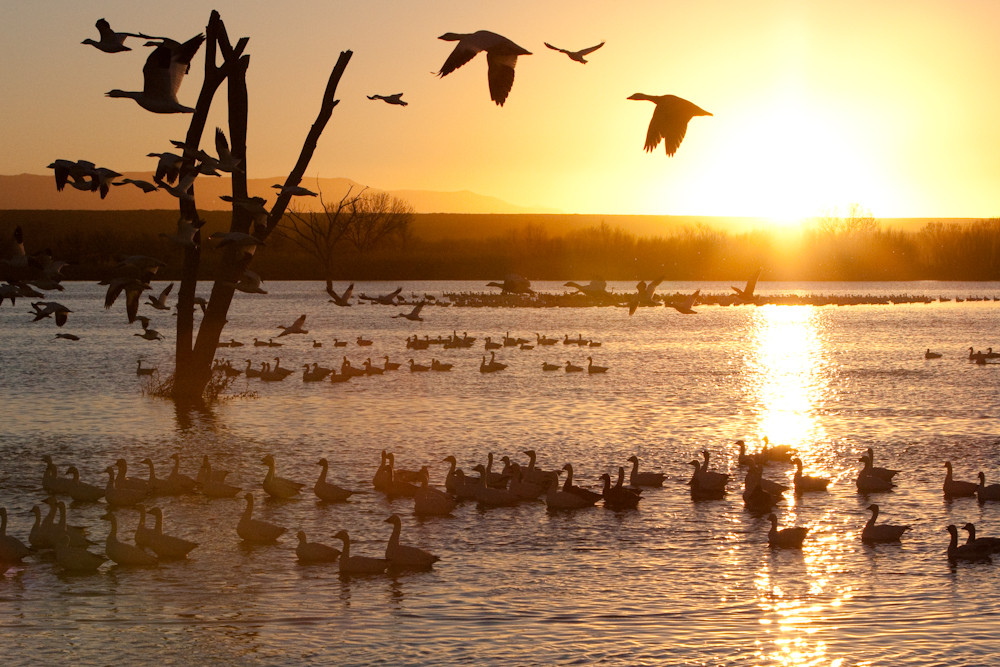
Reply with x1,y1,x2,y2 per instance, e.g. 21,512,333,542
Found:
106,33,205,113
437,30,531,106
627,94,712,156
543,41,605,64
368,93,408,106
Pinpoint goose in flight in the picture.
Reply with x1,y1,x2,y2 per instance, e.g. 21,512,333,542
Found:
732,267,762,304
486,273,533,294
30,301,71,327
564,279,608,297
327,283,354,306
113,177,159,193
82,18,153,54
276,314,308,337
393,302,426,322
627,93,712,156
436,30,532,106
628,276,665,315
106,33,205,113
544,40,605,64
368,93,408,106
145,282,174,310
359,286,403,305
271,183,318,197
667,289,700,314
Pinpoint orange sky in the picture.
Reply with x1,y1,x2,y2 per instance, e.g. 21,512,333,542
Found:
4,1,1000,220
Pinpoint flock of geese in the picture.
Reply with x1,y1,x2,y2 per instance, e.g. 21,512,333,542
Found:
203,326,611,383
5,440,1000,576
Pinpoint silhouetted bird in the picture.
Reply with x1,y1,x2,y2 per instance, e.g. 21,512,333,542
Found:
627,93,712,156
437,30,532,106
543,40,605,63
82,18,152,54
732,267,762,303
113,178,159,193
368,93,408,106
106,33,205,113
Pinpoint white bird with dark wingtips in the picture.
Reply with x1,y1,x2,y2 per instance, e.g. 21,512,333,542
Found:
627,93,712,156
146,282,174,310
436,30,532,106
543,40,605,63
106,33,205,113
276,314,308,337
327,283,354,307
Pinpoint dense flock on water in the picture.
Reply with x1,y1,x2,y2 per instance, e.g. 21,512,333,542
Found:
5,434,1000,575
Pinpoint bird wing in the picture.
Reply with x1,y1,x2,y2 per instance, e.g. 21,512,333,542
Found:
486,52,518,106
141,44,181,102
438,40,481,77
291,313,307,329
745,268,762,296
544,42,569,55
411,302,425,317
577,41,605,56
96,19,118,42
159,282,174,302
646,103,691,155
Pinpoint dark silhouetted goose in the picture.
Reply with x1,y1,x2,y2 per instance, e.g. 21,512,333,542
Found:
64,466,105,502
106,34,205,113
943,461,979,498
565,360,583,372
295,531,341,563
328,283,354,306
742,463,776,511
276,313,308,337
587,356,608,374
961,523,1000,554
732,268,762,304
54,534,106,572
30,301,71,327
368,93,408,106
394,302,426,321
471,464,519,507
947,524,991,561
334,529,387,574
261,454,304,499
146,282,173,310
237,493,285,543
114,177,159,193
271,183,318,197
791,457,829,494
977,472,1000,502
486,273,533,294
627,93,711,156
856,455,895,493
104,466,147,507
768,513,808,548
102,512,157,566
414,476,457,516
600,473,641,510
666,290,699,314
543,40,604,63
0,507,31,564
561,463,603,505
546,475,594,509
437,30,532,106
627,455,666,487
82,19,152,53
863,447,900,481
924,348,942,359
384,514,439,569
861,504,910,543
314,458,354,502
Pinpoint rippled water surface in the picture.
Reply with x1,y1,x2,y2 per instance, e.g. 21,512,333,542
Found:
2,280,1000,666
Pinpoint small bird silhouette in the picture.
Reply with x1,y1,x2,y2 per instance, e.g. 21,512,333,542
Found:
543,40,604,64
368,93,408,106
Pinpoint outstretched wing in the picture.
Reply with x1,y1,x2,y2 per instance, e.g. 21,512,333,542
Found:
438,41,480,77
486,52,518,106
577,41,605,56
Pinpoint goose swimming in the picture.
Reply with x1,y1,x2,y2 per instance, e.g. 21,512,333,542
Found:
947,524,992,562
334,529,388,575
943,461,979,498
261,454,304,499
791,457,829,494
106,33,205,113
626,455,666,487
856,455,895,493
0,507,31,565
236,493,285,543
767,513,808,548
314,458,354,502
384,514,440,569
627,93,712,156
861,504,910,543
977,471,1000,502
961,523,1000,554
101,512,157,567
543,40,605,64
436,30,532,106
54,534,106,572
295,531,341,563
64,466,105,502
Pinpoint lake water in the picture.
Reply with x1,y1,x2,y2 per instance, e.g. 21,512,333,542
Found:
2,280,999,666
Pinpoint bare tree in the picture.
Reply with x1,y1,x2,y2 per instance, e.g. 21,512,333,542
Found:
343,190,414,254
51,10,353,403
816,203,879,235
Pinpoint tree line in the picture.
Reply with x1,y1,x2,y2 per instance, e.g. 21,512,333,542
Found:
2,209,998,282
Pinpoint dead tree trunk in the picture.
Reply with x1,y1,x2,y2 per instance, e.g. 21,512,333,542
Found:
170,13,353,403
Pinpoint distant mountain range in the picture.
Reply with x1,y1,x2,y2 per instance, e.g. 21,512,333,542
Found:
0,173,560,215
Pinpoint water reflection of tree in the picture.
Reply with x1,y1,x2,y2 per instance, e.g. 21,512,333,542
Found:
282,187,414,294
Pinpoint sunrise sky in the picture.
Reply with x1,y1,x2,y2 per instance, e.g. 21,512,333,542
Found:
3,1,999,221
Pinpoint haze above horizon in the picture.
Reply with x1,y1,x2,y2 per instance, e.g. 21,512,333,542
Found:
4,1,999,222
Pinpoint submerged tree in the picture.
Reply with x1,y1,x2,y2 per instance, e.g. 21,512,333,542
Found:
54,10,353,403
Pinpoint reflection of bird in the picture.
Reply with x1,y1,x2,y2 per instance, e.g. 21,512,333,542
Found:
106,34,205,113
627,93,712,156
82,18,151,53
393,302,426,322
136,360,156,376
732,267,762,303
543,40,605,63
437,30,532,106
667,289,700,314
368,93,408,106
327,283,354,306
